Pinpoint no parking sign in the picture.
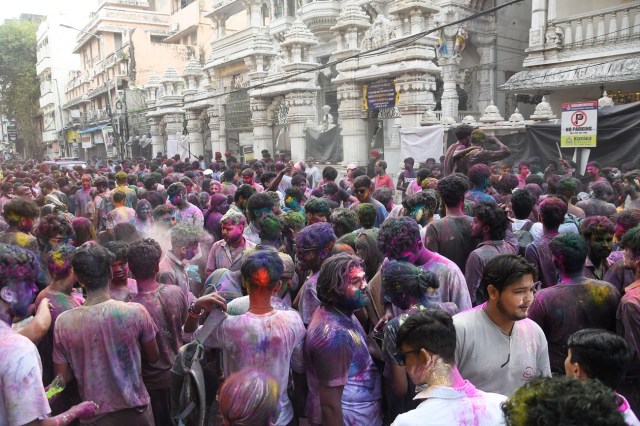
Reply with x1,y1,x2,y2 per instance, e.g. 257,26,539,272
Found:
561,101,598,148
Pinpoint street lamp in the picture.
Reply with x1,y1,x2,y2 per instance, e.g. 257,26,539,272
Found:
60,23,122,159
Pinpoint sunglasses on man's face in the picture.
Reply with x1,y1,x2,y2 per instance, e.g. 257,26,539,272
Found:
355,189,368,194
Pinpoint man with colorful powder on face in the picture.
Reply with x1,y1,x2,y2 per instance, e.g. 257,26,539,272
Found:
128,238,189,426
53,244,159,424
166,182,204,228
205,209,256,278
305,252,383,426
294,222,336,325
185,249,306,426
0,244,99,425
158,222,207,301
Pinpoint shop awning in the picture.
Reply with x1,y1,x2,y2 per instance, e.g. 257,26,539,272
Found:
78,125,107,134
500,57,640,92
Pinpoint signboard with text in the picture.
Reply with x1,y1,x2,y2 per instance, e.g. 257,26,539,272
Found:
561,101,598,148
363,80,398,110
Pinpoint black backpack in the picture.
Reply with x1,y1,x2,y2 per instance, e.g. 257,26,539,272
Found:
514,220,535,256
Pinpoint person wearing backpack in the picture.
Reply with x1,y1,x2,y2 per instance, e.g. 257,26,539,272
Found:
93,176,114,232
510,189,536,256
185,249,306,426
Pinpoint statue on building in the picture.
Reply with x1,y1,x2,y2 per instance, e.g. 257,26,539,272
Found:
268,52,285,76
321,105,336,131
454,26,467,56
362,14,395,51
436,28,449,58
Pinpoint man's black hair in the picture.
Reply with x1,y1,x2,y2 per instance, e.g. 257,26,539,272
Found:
127,238,162,280
396,308,456,364
481,254,537,294
234,184,257,203
540,197,568,230
305,197,331,219
510,189,534,220
437,174,469,208
103,240,130,265
246,193,275,221
72,244,114,290
473,202,509,240
322,166,338,182
567,329,632,389
549,233,589,275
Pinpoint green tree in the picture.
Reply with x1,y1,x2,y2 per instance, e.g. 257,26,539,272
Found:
0,20,40,159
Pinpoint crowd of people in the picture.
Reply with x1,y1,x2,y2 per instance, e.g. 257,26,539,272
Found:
2,125,640,425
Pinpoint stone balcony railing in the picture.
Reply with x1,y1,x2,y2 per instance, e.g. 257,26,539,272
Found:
207,26,273,68
527,2,640,66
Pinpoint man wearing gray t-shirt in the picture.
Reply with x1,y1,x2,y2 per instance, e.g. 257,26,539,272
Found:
454,254,551,396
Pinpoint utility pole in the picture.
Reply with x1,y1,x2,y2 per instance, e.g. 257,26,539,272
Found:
60,24,122,159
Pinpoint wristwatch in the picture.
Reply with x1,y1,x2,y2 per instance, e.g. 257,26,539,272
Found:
188,302,202,318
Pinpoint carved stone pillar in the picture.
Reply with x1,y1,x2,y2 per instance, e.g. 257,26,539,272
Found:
285,91,316,162
438,57,461,120
251,97,272,155
164,113,184,159
207,103,224,156
185,110,204,159
475,40,495,113
148,117,163,157
337,82,368,167
396,73,436,128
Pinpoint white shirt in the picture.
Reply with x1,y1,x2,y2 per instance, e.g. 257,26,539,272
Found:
454,305,551,396
530,219,579,242
0,321,51,426
391,380,506,426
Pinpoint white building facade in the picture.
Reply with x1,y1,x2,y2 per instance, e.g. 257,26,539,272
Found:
36,14,85,158
502,0,640,115
143,0,531,176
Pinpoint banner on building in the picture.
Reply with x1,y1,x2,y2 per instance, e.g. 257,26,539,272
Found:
362,80,398,110
306,125,342,163
561,101,598,148
399,126,445,164
66,129,80,144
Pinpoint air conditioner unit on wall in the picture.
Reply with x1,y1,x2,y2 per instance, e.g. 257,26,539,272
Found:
170,22,180,33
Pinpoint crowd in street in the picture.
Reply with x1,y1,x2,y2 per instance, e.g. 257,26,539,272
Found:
3,124,640,425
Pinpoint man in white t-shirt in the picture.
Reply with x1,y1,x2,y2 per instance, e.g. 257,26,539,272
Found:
185,249,305,426
391,309,506,426
454,254,551,396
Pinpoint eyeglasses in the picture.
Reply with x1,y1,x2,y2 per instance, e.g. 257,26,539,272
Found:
395,348,422,366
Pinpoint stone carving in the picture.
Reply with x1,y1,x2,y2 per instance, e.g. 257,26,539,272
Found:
508,108,525,125
479,102,504,123
268,52,285,76
598,91,614,108
454,26,468,56
420,106,439,126
361,14,396,51
530,96,556,121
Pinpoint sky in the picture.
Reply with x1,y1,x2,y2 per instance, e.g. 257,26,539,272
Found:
0,0,95,23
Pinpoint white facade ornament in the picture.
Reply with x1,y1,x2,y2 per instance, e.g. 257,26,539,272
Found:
461,115,476,125
332,0,370,31
508,108,525,125
479,101,504,123
598,91,614,108
420,106,439,126
440,115,456,126
530,96,556,121
361,14,396,51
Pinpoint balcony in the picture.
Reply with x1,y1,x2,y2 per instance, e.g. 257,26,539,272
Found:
525,2,640,67
36,54,51,76
208,26,274,68
40,92,56,109
299,1,342,42
42,130,58,143
166,0,199,42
